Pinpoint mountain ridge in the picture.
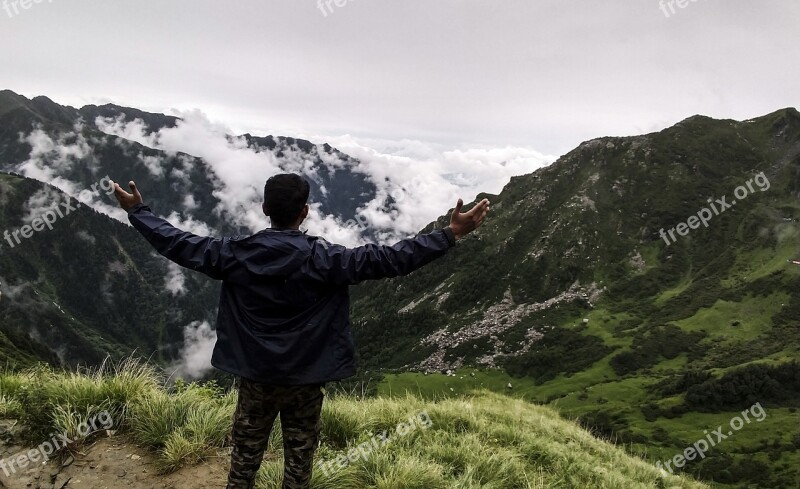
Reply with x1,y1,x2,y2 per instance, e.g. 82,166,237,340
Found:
348,105,800,486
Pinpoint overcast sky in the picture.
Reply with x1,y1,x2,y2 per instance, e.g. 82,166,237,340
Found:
1,0,798,156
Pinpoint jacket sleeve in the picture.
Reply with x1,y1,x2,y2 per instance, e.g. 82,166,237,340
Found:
310,227,457,286
127,203,231,280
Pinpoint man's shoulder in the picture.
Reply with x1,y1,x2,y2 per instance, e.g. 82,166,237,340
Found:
223,229,346,255
313,235,333,250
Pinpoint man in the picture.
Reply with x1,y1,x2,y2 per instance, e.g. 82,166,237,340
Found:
111,173,490,488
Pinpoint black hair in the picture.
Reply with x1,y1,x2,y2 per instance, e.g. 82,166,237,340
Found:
263,173,310,228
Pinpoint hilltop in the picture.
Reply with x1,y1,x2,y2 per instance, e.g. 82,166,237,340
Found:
0,359,708,488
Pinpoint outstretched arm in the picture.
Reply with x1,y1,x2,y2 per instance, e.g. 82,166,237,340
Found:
112,180,231,280
311,198,490,285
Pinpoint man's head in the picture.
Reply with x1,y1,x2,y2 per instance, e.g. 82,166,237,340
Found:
263,173,310,229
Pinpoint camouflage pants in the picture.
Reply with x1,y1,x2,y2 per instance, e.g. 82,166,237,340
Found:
226,378,325,489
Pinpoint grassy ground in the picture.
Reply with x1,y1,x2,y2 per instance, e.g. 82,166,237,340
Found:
673,294,788,342
378,366,800,488
0,359,708,488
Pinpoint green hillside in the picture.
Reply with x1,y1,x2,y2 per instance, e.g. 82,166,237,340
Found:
0,360,708,488
349,109,800,487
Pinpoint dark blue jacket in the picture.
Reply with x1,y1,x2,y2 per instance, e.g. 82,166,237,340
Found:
127,203,456,385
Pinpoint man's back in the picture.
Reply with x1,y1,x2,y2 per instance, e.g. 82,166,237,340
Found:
213,228,355,385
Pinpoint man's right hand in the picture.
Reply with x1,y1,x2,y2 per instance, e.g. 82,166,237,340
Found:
111,180,144,212
448,198,490,240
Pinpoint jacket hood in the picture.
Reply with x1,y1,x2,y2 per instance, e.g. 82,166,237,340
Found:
230,229,314,278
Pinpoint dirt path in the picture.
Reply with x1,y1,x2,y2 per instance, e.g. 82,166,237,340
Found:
0,420,230,489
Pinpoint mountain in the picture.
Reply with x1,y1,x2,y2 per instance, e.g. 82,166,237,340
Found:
0,89,378,371
351,109,800,370
0,89,377,233
348,109,800,487
0,172,217,367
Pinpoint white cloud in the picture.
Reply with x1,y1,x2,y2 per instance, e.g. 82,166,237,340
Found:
22,186,64,225
95,112,555,246
317,135,555,240
15,126,131,224
183,194,199,211
75,230,96,244
170,320,216,380
82,200,129,223
14,111,555,251
17,126,94,197
164,261,187,296
139,154,165,178
97,113,277,233
164,211,213,237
